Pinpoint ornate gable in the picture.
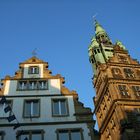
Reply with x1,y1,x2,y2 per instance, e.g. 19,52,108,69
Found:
19,56,47,64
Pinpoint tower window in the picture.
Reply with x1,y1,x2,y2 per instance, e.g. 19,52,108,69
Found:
124,68,135,78
94,50,97,54
118,55,128,63
91,58,94,63
118,85,129,97
97,49,100,53
132,86,140,97
24,99,40,118
28,66,39,74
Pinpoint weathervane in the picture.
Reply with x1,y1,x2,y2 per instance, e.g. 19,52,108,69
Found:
32,48,37,56
92,13,98,24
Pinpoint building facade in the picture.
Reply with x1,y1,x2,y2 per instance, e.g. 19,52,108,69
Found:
88,21,140,140
0,57,96,140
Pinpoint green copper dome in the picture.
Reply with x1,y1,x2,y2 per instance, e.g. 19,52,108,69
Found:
95,20,106,35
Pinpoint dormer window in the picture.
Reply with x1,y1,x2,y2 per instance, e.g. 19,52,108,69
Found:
28,66,39,74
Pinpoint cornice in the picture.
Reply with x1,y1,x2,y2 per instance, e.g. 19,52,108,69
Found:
19,56,48,65
0,120,95,127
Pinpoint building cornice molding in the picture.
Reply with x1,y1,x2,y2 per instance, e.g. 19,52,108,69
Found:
0,120,95,127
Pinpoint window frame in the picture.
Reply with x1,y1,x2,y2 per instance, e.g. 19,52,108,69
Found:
56,128,84,140
28,66,39,74
17,81,28,90
132,86,140,97
38,80,48,90
124,68,135,78
118,85,130,97
17,80,48,91
52,99,69,117
28,81,38,90
23,99,40,118
0,131,5,140
16,130,44,140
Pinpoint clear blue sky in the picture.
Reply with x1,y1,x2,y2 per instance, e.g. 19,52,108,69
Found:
0,0,140,129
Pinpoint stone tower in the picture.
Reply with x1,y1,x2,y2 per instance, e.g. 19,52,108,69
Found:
88,20,140,140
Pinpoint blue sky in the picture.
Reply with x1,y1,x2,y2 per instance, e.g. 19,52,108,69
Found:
0,0,140,129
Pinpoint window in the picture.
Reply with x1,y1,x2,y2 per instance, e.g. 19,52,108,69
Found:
124,68,135,78
38,81,48,90
94,50,97,54
0,131,5,140
118,55,129,63
0,100,12,118
24,100,40,118
17,130,44,140
18,81,27,90
28,66,39,74
29,81,37,90
118,85,129,97
57,129,83,140
105,49,111,52
97,49,100,53
17,80,48,91
132,86,140,97
52,99,68,116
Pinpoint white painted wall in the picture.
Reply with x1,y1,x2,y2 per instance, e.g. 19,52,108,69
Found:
0,95,76,123
3,79,61,95
0,123,92,140
23,64,43,78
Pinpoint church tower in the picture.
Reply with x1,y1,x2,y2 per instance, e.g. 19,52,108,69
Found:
88,21,140,140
